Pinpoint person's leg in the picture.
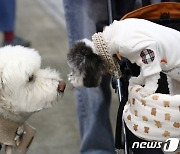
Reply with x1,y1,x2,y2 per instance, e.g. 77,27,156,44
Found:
63,0,109,46
76,75,114,154
0,0,16,31
63,0,115,153
0,0,30,46
0,0,16,43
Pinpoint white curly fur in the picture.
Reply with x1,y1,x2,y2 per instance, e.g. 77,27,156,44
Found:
0,45,62,122
67,70,84,87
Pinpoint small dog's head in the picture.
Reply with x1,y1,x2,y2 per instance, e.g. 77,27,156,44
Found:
0,45,65,122
67,39,107,87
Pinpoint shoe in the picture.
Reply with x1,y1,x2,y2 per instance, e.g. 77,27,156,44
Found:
2,36,31,47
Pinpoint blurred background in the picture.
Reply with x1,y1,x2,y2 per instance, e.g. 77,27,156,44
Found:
0,0,119,153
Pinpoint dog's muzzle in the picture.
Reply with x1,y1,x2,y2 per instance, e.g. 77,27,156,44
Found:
57,81,66,93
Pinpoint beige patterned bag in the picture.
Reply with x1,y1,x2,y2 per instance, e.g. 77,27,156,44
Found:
123,85,180,141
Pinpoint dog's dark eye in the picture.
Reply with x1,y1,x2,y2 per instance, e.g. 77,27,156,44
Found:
28,75,34,82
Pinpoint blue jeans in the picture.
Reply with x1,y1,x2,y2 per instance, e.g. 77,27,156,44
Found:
0,0,16,31
63,0,115,153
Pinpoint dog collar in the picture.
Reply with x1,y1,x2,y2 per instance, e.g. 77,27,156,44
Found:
0,116,36,153
92,32,121,79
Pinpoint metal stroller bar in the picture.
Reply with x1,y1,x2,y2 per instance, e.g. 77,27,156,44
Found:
106,1,129,153
107,0,113,24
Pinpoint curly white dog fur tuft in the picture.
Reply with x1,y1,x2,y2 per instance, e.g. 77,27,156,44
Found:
0,45,63,123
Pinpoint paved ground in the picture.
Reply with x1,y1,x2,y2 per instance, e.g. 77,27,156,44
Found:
1,0,119,153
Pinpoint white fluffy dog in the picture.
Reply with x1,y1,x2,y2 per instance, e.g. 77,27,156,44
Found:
67,18,180,97
0,45,65,153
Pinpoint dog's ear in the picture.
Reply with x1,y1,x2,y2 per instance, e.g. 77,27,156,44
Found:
67,41,108,87
82,52,108,87
68,41,107,72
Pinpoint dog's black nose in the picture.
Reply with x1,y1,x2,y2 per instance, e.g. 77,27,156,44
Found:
57,81,66,93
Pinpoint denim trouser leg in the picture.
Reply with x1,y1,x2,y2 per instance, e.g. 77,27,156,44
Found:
75,76,114,154
63,0,108,46
0,0,16,31
63,0,115,153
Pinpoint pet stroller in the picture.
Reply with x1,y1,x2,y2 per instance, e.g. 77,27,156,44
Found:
106,1,180,154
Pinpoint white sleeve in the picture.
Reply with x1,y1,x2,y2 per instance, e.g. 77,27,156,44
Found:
134,40,162,77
